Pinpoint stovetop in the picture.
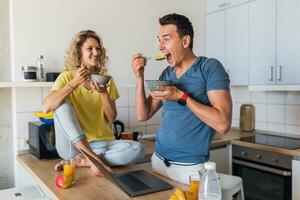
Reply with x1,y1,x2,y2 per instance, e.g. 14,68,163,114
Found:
238,133,300,150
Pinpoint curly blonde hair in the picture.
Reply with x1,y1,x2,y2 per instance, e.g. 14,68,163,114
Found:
64,30,108,73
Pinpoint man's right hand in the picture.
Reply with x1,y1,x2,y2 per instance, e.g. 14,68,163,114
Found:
131,53,147,78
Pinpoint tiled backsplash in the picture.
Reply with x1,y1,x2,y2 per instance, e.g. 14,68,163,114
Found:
2,84,300,189
15,86,160,151
231,86,300,137
115,87,161,135
13,85,300,152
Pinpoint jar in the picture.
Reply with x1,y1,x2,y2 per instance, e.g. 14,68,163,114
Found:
21,66,37,81
239,104,255,132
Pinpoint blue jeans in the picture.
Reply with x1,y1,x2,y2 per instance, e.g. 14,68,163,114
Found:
54,102,145,166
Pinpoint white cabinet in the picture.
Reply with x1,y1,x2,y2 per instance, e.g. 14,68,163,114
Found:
205,0,249,13
249,0,276,85
206,0,227,13
205,2,248,85
206,0,300,87
276,0,300,85
226,3,248,85
249,0,300,85
210,144,230,174
292,158,300,200
205,11,226,65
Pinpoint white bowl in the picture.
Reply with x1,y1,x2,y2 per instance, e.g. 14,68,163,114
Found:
145,80,172,91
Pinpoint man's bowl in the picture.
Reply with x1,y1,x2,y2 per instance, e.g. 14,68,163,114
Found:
145,80,172,91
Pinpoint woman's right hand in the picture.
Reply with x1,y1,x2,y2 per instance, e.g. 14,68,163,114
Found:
71,65,90,87
131,53,147,78
89,158,114,176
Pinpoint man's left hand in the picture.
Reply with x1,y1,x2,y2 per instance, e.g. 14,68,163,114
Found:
149,86,183,101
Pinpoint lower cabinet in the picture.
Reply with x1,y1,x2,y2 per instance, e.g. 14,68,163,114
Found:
209,144,231,174
292,157,300,200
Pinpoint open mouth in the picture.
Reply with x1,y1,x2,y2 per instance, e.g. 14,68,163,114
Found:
164,53,172,63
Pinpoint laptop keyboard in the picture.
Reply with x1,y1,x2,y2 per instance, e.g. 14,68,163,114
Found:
117,174,150,191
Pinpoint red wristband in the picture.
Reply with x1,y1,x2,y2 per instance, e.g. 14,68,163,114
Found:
180,92,189,101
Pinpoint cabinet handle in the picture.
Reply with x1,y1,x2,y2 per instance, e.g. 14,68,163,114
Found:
219,3,227,7
269,66,274,81
277,65,282,81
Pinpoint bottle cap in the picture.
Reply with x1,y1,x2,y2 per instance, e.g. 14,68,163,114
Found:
204,162,216,170
38,54,44,59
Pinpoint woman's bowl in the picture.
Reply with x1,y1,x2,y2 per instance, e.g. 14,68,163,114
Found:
145,80,172,91
90,74,111,86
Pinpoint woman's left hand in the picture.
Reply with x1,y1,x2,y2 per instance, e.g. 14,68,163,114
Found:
149,86,183,101
88,81,108,93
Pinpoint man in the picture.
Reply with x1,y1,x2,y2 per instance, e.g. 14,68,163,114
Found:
131,13,232,184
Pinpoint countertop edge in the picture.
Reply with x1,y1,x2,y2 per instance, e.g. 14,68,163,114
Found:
211,129,300,157
17,155,60,200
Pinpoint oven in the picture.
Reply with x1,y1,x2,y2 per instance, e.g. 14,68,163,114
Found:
232,145,292,200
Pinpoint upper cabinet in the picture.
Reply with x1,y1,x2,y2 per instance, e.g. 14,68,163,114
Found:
249,0,276,85
205,0,249,14
249,0,300,85
276,0,300,85
205,0,300,87
226,3,248,85
205,2,248,85
205,11,226,65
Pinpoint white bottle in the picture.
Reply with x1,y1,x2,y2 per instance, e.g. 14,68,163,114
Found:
199,162,222,200
37,54,46,81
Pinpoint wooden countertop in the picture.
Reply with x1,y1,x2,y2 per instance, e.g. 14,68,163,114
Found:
212,129,300,157
17,153,187,200
144,129,300,157
17,129,300,200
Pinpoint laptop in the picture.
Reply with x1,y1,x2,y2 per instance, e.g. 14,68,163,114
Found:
80,148,173,197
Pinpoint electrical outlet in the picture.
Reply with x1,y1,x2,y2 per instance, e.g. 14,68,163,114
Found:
19,137,29,150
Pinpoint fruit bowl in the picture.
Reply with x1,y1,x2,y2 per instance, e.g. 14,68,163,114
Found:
90,74,111,86
145,80,172,91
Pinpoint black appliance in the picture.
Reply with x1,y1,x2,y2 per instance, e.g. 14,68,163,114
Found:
232,134,300,200
238,133,300,150
28,121,60,159
46,72,60,82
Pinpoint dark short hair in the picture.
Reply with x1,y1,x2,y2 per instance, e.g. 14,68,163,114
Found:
159,13,194,49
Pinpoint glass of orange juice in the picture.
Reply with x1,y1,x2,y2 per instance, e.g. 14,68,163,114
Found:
189,174,200,200
63,159,75,183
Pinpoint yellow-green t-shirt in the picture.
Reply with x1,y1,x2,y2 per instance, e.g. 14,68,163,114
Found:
51,71,119,142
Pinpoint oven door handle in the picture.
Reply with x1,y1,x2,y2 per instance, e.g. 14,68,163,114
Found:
233,159,292,176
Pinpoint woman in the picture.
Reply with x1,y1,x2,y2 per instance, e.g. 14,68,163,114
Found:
43,30,144,175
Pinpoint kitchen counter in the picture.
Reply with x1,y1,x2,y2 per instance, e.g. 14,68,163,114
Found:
217,129,300,157
17,153,186,200
17,129,300,200
144,129,300,157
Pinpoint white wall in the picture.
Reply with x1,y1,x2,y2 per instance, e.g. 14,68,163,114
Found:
8,0,206,187
9,0,206,151
0,0,14,190
10,0,204,85
0,0,10,81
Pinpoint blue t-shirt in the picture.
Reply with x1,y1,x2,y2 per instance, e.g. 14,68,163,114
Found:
154,56,230,163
